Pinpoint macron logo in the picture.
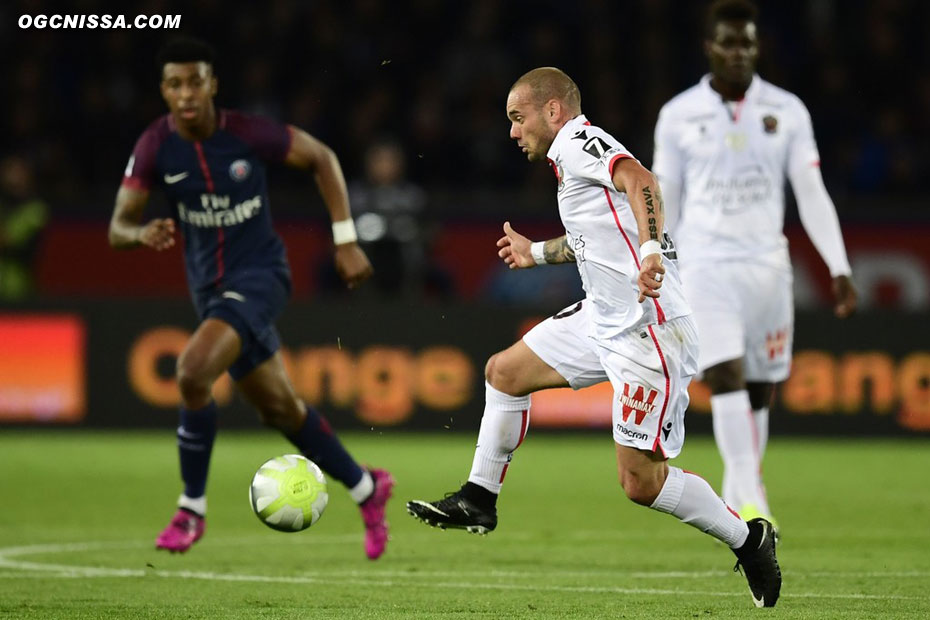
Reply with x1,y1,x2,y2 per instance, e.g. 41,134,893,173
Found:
619,384,659,425
164,171,189,184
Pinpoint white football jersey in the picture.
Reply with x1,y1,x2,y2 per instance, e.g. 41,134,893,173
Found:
546,114,690,341
653,74,820,267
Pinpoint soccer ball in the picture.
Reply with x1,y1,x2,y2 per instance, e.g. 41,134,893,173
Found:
249,454,329,532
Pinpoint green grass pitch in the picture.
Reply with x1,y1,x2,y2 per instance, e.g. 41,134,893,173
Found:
1,430,928,619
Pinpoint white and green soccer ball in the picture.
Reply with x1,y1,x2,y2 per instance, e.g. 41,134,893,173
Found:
249,454,328,532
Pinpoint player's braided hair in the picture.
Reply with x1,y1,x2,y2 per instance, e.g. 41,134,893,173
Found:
156,36,216,75
705,0,758,38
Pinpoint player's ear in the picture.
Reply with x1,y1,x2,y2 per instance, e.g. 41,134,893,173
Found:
210,76,218,97
547,99,559,120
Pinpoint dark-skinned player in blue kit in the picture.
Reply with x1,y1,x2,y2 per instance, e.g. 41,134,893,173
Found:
108,37,394,559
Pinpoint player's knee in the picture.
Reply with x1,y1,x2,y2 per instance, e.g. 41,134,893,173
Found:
257,398,303,432
618,470,662,506
485,352,521,395
703,360,744,394
176,355,213,404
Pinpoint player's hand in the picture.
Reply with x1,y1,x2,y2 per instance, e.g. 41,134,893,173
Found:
638,253,665,302
497,221,536,269
139,218,175,251
334,242,373,289
832,274,857,318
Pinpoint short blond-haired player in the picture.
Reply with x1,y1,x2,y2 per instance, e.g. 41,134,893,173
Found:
407,67,781,608
653,0,857,530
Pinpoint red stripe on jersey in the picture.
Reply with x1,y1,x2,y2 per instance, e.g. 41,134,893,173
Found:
194,141,224,286
214,227,225,286
811,160,821,167
193,141,215,193
731,98,746,122
603,188,667,324
608,153,633,179
647,325,671,454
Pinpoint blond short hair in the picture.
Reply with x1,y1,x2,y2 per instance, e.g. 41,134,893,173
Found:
510,67,581,114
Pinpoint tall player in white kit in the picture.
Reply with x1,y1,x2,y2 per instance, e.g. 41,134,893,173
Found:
652,0,857,529
407,67,781,607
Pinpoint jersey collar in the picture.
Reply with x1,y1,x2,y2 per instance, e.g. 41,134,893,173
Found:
547,114,588,161
700,73,761,104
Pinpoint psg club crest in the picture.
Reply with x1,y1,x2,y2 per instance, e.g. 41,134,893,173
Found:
229,159,251,181
762,114,778,134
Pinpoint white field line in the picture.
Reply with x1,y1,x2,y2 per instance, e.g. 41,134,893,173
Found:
0,539,927,602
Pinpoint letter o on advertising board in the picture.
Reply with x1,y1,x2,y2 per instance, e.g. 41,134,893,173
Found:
128,327,232,407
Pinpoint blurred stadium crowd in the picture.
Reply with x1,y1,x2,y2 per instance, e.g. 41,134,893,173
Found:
2,0,927,217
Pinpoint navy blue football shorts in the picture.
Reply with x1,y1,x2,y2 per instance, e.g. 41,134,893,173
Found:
192,269,291,381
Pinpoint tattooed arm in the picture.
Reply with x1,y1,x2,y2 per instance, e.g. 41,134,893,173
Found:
611,158,667,301
542,235,576,264
496,221,575,269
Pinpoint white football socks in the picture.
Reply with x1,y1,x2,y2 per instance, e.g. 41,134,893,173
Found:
349,471,375,504
651,466,749,548
467,382,531,494
178,494,207,517
711,390,769,515
754,406,769,460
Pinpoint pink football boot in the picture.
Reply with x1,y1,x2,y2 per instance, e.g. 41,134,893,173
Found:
360,469,395,560
155,509,205,552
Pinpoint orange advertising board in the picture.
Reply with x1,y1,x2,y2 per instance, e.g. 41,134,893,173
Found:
0,315,86,422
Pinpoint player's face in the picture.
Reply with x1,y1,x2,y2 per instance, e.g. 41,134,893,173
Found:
160,62,218,128
507,86,556,162
706,20,758,87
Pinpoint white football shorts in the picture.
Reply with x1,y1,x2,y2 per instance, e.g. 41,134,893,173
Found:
680,260,794,382
523,301,699,458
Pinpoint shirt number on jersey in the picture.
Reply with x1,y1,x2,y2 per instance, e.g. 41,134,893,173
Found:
582,136,612,159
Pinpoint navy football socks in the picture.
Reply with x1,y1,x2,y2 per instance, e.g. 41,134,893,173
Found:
177,401,218,499
286,406,365,489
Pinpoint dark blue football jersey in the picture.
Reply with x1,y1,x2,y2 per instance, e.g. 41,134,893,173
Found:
122,110,292,294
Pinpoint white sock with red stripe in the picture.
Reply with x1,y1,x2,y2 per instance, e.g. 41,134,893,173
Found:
711,390,769,514
467,382,530,494
651,466,749,548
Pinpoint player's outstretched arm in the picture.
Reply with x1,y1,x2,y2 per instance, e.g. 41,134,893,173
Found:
284,126,372,289
612,158,666,302
497,221,574,269
108,185,175,251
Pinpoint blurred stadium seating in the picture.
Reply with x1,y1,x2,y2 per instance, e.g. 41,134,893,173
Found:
2,0,928,431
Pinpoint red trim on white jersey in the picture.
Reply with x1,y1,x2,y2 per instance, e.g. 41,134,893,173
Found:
608,153,633,179
547,157,560,184
602,188,667,325
647,325,670,455
811,160,821,167
731,98,746,122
